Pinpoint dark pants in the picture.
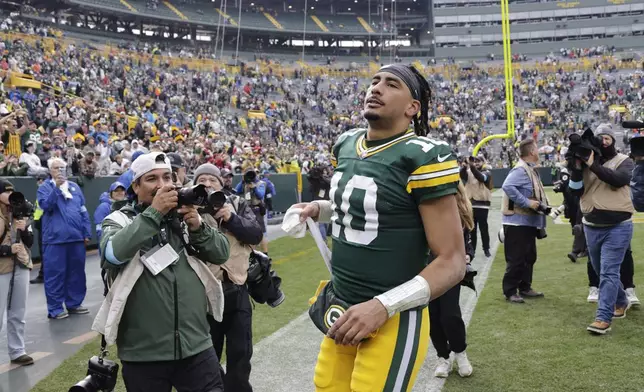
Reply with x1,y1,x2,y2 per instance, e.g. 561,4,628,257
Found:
588,246,634,289
121,347,224,392
502,225,538,297
572,224,587,255
429,285,467,359
471,207,490,253
208,284,253,392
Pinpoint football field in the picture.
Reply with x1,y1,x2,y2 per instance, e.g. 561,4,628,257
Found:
34,189,644,391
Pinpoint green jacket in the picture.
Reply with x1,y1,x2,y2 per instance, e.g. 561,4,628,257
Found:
100,203,230,362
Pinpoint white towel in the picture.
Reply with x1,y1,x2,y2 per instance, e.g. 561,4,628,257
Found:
281,207,332,273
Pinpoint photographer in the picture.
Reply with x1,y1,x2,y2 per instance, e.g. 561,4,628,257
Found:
460,156,493,258
193,163,262,392
168,152,192,187
95,152,230,391
235,169,269,254
501,139,548,303
0,179,35,367
568,124,635,335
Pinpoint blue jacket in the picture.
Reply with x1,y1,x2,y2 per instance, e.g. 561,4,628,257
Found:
94,192,112,241
235,180,266,200
37,180,92,245
263,178,276,197
118,169,134,190
631,161,644,212
501,163,546,229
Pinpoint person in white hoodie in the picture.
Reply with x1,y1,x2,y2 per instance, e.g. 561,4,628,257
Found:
19,141,48,177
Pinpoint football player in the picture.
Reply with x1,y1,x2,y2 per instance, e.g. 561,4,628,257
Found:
295,64,466,392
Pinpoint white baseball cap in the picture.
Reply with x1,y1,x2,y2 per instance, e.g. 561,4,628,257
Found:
131,152,172,183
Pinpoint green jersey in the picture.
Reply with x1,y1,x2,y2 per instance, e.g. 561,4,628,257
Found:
329,129,459,305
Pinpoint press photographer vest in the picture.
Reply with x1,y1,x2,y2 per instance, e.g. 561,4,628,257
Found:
464,168,492,206
502,160,548,216
244,182,264,207
0,211,32,275
580,153,634,217
201,197,250,285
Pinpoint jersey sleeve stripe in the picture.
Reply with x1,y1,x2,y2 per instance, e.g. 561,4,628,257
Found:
406,173,460,193
411,160,458,175
408,167,460,182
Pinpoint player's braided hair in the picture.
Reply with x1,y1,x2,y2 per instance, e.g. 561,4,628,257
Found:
409,66,432,137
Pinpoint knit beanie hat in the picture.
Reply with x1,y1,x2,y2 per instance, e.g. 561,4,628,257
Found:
194,163,222,183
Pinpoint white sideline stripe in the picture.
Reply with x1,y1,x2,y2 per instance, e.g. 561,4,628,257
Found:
253,312,310,353
0,352,53,374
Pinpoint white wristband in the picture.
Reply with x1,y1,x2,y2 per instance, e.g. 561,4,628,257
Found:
374,275,431,319
312,200,333,223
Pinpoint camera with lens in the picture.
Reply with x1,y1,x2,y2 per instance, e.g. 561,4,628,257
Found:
535,202,552,215
246,250,285,308
552,168,570,194
9,192,35,220
623,120,644,159
566,129,603,164
69,355,119,392
243,170,257,184
176,184,227,209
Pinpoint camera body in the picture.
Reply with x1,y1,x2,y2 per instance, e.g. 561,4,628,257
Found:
552,168,570,194
69,356,119,392
246,250,285,308
566,128,602,163
8,192,35,220
176,184,226,209
623,120,644,158
243,170,257,184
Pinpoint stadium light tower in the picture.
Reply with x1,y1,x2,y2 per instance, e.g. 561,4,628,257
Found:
235,0,243,65
302,0,309,62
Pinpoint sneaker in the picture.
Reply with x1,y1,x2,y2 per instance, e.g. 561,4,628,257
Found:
11,354,34,366
454,351,473,377
587,320,611,335
614,301,632,319
68,306,90,315
567,252,578,263
49,310,69,320
587,287,599,303
626,288,640,306
484,249,491,258
434,357,451,378
506,294,525,303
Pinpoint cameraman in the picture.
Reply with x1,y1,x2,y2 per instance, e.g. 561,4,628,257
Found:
460,156,492,258
235,169,269,254
568,125,635,335
194,163,262,392
0,179,34,367
96,152,230,391
501,139,548,303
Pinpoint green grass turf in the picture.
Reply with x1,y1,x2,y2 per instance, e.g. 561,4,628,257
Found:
444,191,644,392
30,235,328,392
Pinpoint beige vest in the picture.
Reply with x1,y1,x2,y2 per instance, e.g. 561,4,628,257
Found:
0,211,32,275
202,213,250,285
502,160,549,216
464,168,492,203
580,153,634,215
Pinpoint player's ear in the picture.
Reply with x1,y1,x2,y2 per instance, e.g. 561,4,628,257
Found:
406,100,421,119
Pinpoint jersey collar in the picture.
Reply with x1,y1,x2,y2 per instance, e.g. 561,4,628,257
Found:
356,130,415,159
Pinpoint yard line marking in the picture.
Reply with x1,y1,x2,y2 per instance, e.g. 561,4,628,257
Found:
64,331,99,345
0,352,52,374
273,246,319,266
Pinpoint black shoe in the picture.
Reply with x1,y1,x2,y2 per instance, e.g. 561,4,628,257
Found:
30,276,44,284
68,306,90,315
506,294,525,303
567,252,578,263
520,289,544,298
484,249,491,258
11,354,34,366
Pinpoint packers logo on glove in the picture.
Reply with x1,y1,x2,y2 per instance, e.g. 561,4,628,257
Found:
324,305,346,329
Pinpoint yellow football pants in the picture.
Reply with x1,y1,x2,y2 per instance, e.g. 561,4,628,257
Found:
313,307,430,392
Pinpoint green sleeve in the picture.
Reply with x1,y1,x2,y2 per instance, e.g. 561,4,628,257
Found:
100,207,164,270
188,223,230,265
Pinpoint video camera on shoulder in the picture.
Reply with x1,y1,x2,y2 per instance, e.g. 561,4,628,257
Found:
566,128,603,163
243,170,257,184
623,120,644,158
9,192,35,221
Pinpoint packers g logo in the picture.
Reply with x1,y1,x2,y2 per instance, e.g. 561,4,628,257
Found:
324,305,345,328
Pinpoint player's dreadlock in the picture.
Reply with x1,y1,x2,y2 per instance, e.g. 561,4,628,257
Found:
409,66,432,137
